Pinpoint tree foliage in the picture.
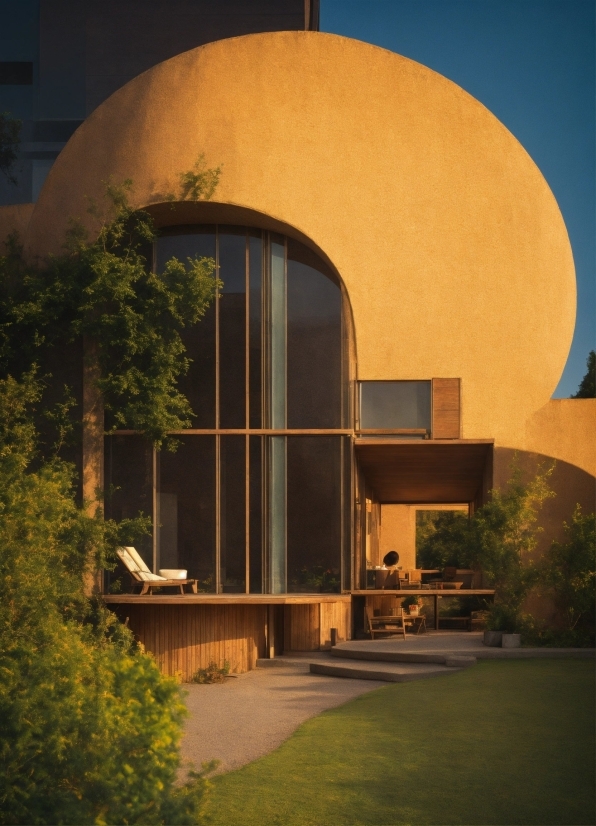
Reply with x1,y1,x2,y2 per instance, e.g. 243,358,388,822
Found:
571,350,595,398
416,460,555,632
543,505,595,634
0,374,213,824
470,462,555,623
0,112,21,185
0,176,221,449
416,510,472,569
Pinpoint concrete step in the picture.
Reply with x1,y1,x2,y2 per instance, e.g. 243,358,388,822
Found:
330,644,477,668
256,654,327,669
310,660,462,683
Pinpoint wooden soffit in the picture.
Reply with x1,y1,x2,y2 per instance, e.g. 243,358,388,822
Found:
355,439,493,504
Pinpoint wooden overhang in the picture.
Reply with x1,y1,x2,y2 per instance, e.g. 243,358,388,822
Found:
354,438,493,504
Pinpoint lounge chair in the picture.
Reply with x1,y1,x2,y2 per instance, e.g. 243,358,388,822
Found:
116,546,198,595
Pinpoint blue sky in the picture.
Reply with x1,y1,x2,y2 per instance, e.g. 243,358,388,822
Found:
321,0,595,397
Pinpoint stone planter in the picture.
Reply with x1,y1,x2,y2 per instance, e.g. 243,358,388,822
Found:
501,633,521,648
483,630,503,647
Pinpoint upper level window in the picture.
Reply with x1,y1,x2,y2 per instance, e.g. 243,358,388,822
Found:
359,381,431,433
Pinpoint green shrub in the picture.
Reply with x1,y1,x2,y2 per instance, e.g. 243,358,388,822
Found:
0,375,212,824
543,505,595,641
191,661,232,684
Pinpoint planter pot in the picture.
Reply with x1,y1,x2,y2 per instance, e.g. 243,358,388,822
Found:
483,631,503,647
501,633,521,648
408,606,420,616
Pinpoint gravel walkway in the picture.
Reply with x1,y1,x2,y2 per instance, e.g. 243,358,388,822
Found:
180,665,385,774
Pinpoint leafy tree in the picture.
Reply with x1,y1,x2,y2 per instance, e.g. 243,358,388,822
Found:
416,510,472,569
543,505,595,635
416,460,555,632
571,350,595,398
0,177,221,450
470,462,555,628
0,112,21,185
0,373,214,824
0,165,223,822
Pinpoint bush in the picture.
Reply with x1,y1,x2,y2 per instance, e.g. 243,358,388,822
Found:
543,505,595,641
191,661,231,684
0,375,212,824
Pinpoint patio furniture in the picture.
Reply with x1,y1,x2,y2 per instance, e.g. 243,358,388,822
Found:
365,607,406,640
407,569,422,586
406,614,427,634
116,546,198,595
442,566,457,582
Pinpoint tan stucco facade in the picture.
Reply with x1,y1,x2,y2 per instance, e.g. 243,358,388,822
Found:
3,31,593,531
21,32,577,446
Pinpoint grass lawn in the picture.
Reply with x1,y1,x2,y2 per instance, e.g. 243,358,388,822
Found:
205,660,595,826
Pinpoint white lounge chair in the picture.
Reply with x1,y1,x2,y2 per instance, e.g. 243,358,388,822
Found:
116,546,198,595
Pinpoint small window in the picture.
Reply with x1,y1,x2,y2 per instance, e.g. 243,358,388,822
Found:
359,381,431,432
0,62,33,85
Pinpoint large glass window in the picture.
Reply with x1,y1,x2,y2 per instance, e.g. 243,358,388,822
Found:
157,436,216,591
156,229,216,428
108,225,351,593
287,241,343,428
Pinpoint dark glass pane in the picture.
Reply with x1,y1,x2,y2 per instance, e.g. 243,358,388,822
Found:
104,435,153,590
155,231,216,428
158,436,215,591
249,435,263,593
270,237,286,429
287,240,342,428
248,233,262,428
219,229,246,428
269,435,286,592
287,436,342,593
360,381,431,430
220,435,246,592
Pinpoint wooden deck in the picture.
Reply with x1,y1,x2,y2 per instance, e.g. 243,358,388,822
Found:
103,592,351,605
101,590,494,678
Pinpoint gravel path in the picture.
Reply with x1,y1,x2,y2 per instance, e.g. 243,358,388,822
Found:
180,666,385,774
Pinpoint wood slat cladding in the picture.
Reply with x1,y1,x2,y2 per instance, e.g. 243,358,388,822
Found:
110,603,267,680
432,378,461,439
284,601,351,651
107,597,351,677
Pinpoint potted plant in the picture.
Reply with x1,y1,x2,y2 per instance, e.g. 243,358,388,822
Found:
483,604,520,647
401,594,422,616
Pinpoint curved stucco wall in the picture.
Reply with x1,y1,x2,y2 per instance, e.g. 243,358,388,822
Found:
25,32,575,444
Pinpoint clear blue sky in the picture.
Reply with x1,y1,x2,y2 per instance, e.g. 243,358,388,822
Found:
321,0,595,398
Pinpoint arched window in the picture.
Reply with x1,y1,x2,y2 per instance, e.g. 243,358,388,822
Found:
106,225,351,594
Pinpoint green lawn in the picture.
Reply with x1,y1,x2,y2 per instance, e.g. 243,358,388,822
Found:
205,660,595,826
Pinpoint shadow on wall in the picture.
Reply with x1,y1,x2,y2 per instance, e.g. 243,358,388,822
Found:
494,448,595,626
494,448,595,555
